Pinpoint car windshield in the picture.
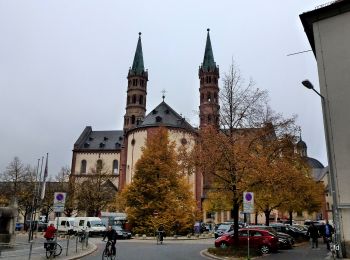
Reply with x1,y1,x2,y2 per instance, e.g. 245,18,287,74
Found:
218,224,232,230
114,226,123,230
90,220,104,227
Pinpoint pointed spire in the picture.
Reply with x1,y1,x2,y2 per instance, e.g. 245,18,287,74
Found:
202,28,216,71
130,32,145,75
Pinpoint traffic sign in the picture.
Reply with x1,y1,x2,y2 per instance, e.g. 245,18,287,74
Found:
243,192,254,213
53,192,66,213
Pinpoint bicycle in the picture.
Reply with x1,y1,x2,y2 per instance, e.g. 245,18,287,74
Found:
44,239,62,259
102,240,116,260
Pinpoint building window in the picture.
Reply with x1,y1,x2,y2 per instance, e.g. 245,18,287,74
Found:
139,95,143,105
208,115,212,123
214,92,218,102
133,79,137,86
80,160,87,174
140,80,144,87
131,115,135,124
207,92,211,102
201,93,204,102
127,96,130,104
132,95,136,104
96,159,102,173
113,160,119,175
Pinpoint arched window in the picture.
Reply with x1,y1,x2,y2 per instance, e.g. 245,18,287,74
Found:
214,92,218,102
207,92,211,102
113,160,119,175
96,159,102,173
208,115,212,123
80,160,87,174
201,93,204,102
132,95,136,104
131,115,135,124
127,96,130,104
139,95,143,105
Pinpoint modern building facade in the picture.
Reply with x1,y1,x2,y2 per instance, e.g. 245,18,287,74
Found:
300,0,350,256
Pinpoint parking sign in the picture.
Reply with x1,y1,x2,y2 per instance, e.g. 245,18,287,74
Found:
243,192,254,213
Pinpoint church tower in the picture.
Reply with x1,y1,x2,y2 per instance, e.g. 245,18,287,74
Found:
124,32,148,131
199,29,220,129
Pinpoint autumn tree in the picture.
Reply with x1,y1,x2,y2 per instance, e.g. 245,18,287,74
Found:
121,127,199,235
194,61,269,241
75,161,116,216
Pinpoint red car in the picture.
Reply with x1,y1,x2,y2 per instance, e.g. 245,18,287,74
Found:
214,228,279,254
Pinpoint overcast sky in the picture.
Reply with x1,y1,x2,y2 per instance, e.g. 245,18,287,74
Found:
0,0,329,176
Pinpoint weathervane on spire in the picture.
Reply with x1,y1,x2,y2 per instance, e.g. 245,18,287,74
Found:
161,89,166,101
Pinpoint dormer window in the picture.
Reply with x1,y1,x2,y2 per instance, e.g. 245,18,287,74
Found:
156,116,162,123
165,109,169,114
84,142,90,148
104,137,108,141
99,143,105,148
152,110,158,115
88,137,94,141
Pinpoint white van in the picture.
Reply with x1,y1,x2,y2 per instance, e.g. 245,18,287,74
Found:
74,217,106,236
49,217,75,234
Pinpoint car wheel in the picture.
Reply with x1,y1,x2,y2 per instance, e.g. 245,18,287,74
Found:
219,242,228,249
260,245,270,254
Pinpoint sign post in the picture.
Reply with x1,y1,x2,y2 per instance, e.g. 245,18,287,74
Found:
243,192,254,260
53,192,66,241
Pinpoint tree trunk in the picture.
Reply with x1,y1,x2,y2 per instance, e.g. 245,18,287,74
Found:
264,210,271,226
255,211,258,225
289,211,293,225
232,201,240,244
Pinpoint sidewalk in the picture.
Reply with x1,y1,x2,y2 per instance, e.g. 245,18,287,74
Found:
0,233,97,260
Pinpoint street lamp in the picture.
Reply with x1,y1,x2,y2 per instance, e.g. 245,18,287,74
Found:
301,79,343,257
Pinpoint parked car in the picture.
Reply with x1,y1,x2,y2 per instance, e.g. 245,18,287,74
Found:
15,222,24,231
113,225,132,239
214,223,234,238
270,223,307,240
214,228,279,254
247,225,294,249
25,220,47,232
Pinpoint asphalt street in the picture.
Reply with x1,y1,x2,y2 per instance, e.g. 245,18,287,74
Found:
82,237,213,260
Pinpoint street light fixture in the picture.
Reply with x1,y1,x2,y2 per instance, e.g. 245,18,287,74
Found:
301,79,343,257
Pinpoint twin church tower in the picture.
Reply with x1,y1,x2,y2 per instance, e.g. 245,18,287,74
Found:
72,30,221,207
124,29,220,131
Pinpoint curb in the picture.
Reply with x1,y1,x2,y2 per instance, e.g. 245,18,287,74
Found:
200,249,226,260
60,242,98,260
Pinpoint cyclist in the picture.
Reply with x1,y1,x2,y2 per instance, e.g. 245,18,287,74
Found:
157,224,165,243
44,223,56,250
103,226,117,255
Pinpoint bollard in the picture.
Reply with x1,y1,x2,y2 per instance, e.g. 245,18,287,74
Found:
28,241,33,260
76,236,78,253
85,233,89,248
66,238,70,256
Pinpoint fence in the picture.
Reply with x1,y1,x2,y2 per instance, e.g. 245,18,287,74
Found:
0,232,90,260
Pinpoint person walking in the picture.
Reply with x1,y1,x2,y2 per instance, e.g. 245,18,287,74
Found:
307,222,320,248
323,221,334,250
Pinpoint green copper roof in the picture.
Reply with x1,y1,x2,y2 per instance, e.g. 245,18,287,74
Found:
130,33,145,75
202,29,216,71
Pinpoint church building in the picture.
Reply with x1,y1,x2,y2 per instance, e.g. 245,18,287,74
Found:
70,29,219,211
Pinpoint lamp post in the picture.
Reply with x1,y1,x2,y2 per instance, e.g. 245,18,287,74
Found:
301,79,343,257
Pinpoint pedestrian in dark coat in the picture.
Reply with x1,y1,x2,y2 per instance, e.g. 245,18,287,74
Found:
307,223,320,248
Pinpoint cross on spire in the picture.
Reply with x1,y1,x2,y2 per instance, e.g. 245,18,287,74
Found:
161,89,166,101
